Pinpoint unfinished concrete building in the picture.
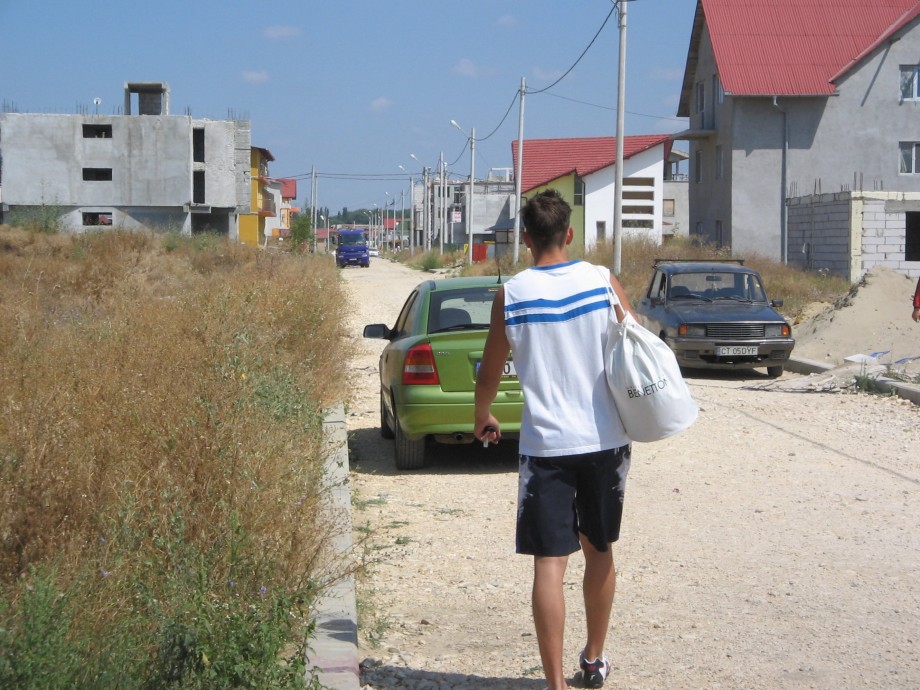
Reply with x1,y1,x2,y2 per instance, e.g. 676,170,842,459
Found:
0,82,251,238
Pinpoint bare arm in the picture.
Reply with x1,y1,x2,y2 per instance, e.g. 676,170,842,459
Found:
474,287,510,445
610,272,638,320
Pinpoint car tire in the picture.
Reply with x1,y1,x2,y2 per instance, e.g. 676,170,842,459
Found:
380,392,395,440
394,416,426,470
767,365,784,378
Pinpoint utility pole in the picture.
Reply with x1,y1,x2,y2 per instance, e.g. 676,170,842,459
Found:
514,77,526,264
311,166,317,253
613,0,628,276
439,152,446,254
450,120,475,264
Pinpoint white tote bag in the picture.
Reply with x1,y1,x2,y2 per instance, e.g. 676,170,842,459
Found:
600,276,698,442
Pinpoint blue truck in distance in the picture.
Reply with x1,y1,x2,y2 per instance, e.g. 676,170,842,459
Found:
335,228,370,268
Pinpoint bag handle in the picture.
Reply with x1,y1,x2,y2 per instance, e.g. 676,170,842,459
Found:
596,265,627,323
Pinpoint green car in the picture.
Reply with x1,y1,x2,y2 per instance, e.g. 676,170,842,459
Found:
363,276,523,470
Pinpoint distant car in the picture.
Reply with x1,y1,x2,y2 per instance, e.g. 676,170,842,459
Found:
363,276,522,469
635,259,794,377
368,247,380,257
335,229,370,268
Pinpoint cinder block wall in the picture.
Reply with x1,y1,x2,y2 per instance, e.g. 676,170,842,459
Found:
787,193,852,278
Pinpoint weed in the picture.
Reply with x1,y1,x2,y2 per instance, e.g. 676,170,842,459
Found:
8,203,64,234
0,227,349,685
354,496,388,510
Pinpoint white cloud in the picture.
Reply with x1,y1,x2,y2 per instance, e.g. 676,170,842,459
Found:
533,66,564,82
263,25,302,40
242,70,270,84
370,97,393,112
453,58,480,78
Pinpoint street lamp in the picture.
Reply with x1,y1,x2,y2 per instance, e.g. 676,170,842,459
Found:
451,119,476,265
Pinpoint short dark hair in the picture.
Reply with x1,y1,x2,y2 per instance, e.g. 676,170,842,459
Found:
521,189,571,252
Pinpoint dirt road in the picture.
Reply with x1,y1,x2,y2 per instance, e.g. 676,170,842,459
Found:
342,258,920,690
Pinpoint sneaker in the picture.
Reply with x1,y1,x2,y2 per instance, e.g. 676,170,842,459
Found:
578,650,611,688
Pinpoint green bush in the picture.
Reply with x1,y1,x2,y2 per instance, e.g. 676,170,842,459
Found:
8,204,64,234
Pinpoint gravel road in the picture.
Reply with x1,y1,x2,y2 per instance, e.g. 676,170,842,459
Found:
341,257,920,690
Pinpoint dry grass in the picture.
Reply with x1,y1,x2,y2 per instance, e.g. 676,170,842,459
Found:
0,227,350,683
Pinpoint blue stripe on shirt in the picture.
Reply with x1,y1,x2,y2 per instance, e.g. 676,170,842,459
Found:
505,298,610,326
504,286,609,314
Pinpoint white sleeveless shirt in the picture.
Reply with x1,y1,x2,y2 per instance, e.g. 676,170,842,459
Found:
503,260,629,457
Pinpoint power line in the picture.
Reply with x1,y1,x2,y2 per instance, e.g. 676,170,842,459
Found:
528,3,618,95
541,90,686,121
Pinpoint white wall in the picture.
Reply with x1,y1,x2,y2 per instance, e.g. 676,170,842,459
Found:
583,145,666,248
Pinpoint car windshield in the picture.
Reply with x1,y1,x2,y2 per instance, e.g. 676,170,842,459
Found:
669,271,766,302
428,286,500,332
338,233,366,246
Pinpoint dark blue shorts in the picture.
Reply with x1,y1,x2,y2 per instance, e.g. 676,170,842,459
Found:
516,446,631,557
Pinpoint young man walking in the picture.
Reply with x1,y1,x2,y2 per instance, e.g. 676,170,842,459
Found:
474,189,636,690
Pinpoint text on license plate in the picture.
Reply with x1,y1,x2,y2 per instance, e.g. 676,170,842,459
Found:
715,345,759,356
475,360,517,377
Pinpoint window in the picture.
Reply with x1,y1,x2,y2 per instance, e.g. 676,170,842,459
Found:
193,170,205,204
663,199,675,217
596,220,606,237
574,177,585,206
695,81,705,114
83,168,112,181
901,66,920,100
82,212,112,226
82,124,112,138
715,220,724,246
907,212,920,261
715,74,724,105
694,150,702,183
193,128,205,162
900,142,920,173
715,145,723,179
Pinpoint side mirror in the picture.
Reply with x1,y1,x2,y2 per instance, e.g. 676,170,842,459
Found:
651,297,664,307
363,323,392,339
771,299,784,308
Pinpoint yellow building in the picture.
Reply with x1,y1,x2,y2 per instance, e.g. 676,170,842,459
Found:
238,147,276,247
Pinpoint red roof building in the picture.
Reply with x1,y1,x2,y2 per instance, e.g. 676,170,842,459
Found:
680,0,920,107
675,0,920,276
511,135,674,249
512,135,672,193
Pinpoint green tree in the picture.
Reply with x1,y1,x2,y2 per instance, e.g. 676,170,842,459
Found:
290,213,313,251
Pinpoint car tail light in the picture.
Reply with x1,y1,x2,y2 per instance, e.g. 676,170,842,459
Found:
403,343,440,385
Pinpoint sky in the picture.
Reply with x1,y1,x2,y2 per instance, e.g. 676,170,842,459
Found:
0,0,697,217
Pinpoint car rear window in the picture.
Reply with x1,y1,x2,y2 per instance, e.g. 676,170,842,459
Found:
428,286,499,332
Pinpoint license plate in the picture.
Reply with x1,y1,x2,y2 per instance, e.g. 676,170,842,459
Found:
716,345,758,356
475,360,517,378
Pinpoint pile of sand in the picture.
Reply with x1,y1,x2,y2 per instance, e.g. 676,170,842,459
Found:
792,266,920,378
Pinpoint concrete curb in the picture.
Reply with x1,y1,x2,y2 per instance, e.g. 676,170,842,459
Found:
307,404,360,690
785,355,920,404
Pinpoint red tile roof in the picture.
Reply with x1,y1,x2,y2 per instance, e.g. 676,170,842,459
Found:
277,178,297,199
688,0,920,100
511,135,671,193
